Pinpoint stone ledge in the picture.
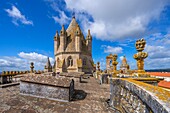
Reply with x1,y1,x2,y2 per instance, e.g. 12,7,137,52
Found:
20,80,74,102
110,78,170,113
123,78,170,107
20,75,72,87
0,82,20,88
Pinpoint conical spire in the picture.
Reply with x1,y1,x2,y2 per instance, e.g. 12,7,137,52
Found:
66,17,78,34
60,25,66,35
53,60,56,68
45,57,52,68
54,31,59,41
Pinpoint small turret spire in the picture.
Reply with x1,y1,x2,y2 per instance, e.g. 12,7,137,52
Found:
88,29,91,36
44,57,52,72
54,31,59,41
45,57,52,68
87,29,92,40
60,25,66,35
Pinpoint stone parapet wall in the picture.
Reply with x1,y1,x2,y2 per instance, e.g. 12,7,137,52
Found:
20,81,70,102
1,70,44,76
110,78,170,113
20,75,74,102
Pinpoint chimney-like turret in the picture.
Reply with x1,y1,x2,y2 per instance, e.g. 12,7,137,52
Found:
60,25,66,52
75,25,81,52
54,31,60,55
86,29,92,55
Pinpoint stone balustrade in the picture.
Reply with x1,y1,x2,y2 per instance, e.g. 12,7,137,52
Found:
0,70,44,84
110,78,170,113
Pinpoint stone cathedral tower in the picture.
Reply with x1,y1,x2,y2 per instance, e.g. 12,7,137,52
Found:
54,17,94,73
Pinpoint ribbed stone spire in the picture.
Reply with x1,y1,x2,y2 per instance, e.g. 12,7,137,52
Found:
66,17,78,34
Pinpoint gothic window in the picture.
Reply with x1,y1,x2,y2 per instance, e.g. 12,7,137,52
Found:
83,58,87,66
67,56,73,67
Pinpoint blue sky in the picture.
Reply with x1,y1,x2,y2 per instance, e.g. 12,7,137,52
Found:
0,0,170,71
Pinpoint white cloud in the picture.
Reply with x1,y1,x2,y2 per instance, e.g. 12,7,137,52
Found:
119,56,124,61
102,45,123,54
52,11,70,25
64,0,169,40
143,33,170,69
145,58,170,69
0,52,54,71
45,0,70,25
5,5,33,25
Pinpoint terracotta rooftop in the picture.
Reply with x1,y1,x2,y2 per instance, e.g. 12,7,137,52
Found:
158,81,170,89
147,72,170,77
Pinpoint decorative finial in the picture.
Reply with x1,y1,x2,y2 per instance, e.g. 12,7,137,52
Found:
135,38,146,52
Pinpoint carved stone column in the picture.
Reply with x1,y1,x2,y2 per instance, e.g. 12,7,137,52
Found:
133,38,149,77
112,54,118,74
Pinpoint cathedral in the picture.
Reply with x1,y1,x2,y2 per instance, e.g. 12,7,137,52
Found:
53,16,94,73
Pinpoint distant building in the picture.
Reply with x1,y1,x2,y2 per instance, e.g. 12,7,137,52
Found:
44,57,52,72
106,54,113,73
54,17,94,73
120,56,130,74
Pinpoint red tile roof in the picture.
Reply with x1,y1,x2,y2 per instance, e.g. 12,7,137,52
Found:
147,72,170,77
158,81,170,89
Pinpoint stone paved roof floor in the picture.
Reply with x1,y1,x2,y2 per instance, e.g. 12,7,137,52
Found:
0,77,120,113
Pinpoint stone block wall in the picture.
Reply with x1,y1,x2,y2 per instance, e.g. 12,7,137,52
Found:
20,81,72,102
110,79,170,113
20,78,74,102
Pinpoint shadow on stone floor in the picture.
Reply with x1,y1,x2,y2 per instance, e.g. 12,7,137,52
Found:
71,89,87,101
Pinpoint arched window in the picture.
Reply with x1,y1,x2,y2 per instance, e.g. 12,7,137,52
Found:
67,56,73,67
83,58,87,66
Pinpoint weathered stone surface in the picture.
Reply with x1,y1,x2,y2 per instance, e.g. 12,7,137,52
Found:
110,78,170,113
20,75,74,102
21,75,72,87
54,17,94,73
0,77,119,113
